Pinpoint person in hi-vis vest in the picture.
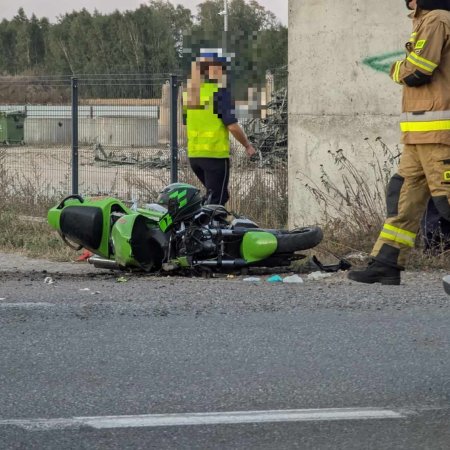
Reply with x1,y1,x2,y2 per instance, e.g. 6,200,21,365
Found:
183,48,256,206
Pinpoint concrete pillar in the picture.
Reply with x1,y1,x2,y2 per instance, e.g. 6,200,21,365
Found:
288,0,411,226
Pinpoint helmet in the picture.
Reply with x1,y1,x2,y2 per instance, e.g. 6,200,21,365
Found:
417,0,450,10
157,183,203,223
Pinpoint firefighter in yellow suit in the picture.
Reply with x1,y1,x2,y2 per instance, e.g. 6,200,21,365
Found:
349,0,450,285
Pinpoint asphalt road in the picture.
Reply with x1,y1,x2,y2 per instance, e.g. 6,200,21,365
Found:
0,253,450,449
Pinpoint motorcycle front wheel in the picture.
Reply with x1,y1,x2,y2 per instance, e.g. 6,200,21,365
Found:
274,226,323,254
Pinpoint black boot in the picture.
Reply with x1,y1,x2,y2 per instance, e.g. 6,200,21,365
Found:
347,260,401,285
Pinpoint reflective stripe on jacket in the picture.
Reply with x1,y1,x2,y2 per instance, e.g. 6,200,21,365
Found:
390,9,450,145
184,82,230,158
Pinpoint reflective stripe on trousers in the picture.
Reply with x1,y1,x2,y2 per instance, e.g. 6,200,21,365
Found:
379,223,417,248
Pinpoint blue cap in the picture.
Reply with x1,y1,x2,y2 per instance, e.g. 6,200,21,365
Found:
198,48,233,63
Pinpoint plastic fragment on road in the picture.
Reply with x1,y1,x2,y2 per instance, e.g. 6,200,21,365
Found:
267,275,283,283
76,250,93,262
117,276,128,283
282,274,304,284
0,298,5,301
79,288,90,291
243,277,261,282
227,274,236,279
44,277,54,285
307,271,332,281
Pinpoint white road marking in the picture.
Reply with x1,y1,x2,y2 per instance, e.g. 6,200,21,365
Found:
0,408,409,431
0,302,54,308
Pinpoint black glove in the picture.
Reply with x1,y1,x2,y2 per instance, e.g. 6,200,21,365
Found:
417,0,450,11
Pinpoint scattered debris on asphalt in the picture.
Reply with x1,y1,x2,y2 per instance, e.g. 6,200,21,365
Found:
307,271,333,281
243,277,261,283
282,274,304,284
44,277,54,285
267,275,283,283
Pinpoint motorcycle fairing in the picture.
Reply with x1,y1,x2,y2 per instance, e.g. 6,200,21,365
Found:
240,231,278,263
112,213,167,270
48,196,129,257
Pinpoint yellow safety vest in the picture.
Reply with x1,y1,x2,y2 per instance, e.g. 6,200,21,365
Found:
184,82,230,158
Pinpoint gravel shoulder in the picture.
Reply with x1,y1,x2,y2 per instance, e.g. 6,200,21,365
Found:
0,252,449,317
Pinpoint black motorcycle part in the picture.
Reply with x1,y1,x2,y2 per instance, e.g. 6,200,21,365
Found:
193,258,247,268
130,215,167,271
251,256,295,267
311,255,352,272
60,205,103,250
185,228,217,257
57,194,84,210
274,227,323,254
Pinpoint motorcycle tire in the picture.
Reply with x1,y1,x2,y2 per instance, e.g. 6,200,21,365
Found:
274,226,323,254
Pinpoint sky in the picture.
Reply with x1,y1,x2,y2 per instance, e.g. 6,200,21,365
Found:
1,0,288,25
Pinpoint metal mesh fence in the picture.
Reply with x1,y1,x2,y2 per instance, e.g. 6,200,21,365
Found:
1,70,287,227
0,76,72,215
77,75,171,203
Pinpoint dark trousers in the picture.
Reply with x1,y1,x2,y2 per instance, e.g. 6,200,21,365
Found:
189,158,230,205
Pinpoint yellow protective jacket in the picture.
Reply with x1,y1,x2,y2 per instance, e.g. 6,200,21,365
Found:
390,8,450,145
183,82,230,158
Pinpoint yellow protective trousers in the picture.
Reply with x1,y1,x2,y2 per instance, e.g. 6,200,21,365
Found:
371,143,450,268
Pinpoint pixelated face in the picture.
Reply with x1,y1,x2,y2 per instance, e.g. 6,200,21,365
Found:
207,63,224,81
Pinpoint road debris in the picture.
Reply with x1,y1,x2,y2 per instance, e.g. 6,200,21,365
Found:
282,274,304,284
243,277,261,283
267,275,283,283
307,271,333,281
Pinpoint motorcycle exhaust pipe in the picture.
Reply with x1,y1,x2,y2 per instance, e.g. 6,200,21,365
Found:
88,256,121,270
193,259,247,268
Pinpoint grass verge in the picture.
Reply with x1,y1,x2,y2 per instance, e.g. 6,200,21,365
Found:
306,139,450,270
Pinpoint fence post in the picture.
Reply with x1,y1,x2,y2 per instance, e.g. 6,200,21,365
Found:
71,77,79,195
170,74,178,183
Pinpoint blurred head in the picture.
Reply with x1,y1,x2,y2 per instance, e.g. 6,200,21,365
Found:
206,62,225,81
196,48,230,81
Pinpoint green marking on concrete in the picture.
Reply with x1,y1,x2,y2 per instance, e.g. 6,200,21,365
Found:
363,51,405,74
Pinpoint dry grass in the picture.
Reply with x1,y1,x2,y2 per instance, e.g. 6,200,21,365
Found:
306,139,450,270
0,148,78,260
124,154,288,229
0,143,288,261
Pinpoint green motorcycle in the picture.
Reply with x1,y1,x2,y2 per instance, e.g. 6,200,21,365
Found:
48,183,323,272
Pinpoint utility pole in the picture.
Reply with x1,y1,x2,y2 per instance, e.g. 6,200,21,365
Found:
224,0,228,32
220,0,228,51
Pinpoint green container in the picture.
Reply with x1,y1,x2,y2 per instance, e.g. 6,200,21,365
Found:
0,111,26,145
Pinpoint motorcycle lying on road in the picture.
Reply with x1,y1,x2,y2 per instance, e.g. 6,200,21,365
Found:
48,183,323,273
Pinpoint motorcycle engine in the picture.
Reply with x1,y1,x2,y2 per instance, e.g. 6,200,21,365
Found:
184,227,217,258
